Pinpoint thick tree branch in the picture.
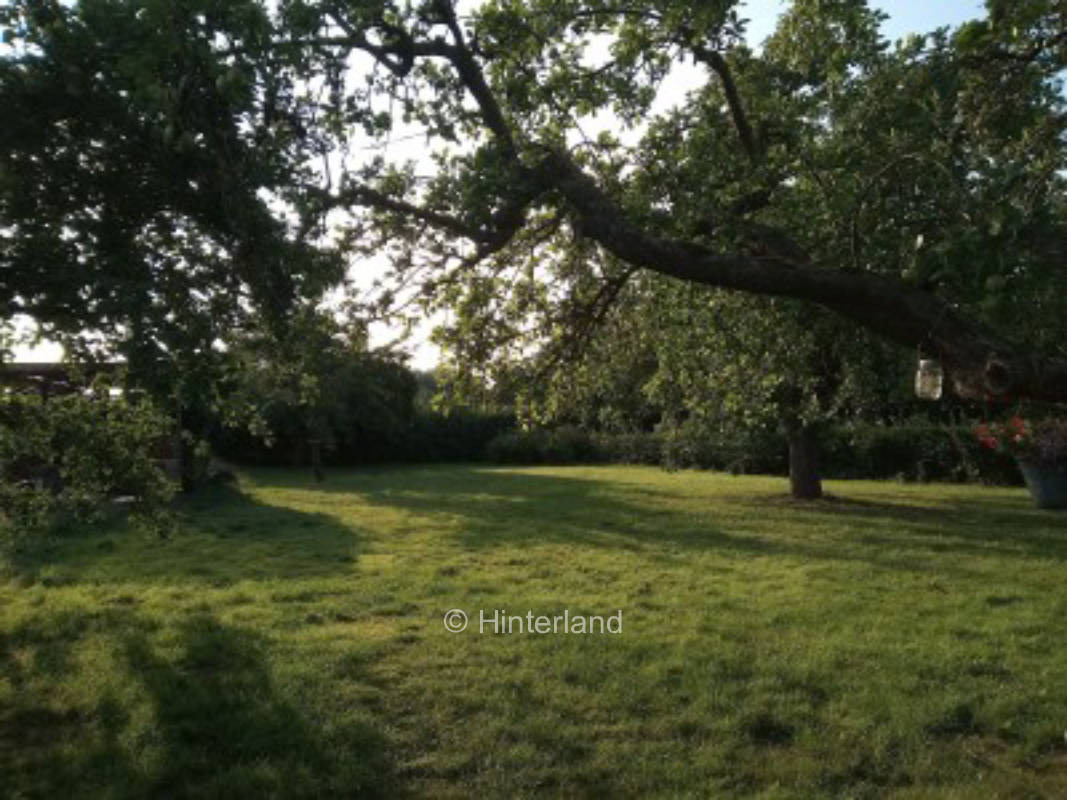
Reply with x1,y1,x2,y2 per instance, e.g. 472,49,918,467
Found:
963,29,1067,68
441,7,516,154
537,148,1067,403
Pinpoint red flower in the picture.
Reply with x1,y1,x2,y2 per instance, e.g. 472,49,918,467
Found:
974,416,1033,454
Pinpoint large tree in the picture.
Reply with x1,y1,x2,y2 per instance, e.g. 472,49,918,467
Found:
3,0,1066,403
320,0,1067,405
0,0,343,387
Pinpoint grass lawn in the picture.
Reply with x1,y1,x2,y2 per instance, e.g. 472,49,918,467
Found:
2,465,1067,798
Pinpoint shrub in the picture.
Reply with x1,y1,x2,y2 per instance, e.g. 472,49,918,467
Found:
0,389,175,547
657,419,786,474
402,410,515,463
485,426,597,465
214,407,515,467
592,431,663,465
485,421,1022,485
821,424,1020,485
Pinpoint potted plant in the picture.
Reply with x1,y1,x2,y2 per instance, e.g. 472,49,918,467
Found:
975,416,1067,509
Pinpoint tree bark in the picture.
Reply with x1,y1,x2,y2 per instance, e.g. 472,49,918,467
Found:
310,438,324,482
787,424,823,500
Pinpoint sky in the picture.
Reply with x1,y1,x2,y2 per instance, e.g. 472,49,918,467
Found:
743,0,986,47
11,0,989,366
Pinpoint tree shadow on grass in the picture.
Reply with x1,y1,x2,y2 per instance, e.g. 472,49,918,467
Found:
122,614,394,798
12,482,365,587
287,465,1067,571
717,488,1067,563
0,610,396,799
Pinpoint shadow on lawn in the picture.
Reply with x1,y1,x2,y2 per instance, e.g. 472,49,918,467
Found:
719,490,1067,562
14,482,364,586
284,465,1067,569
0,610,396,799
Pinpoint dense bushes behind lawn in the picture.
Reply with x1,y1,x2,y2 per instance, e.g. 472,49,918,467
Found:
214,400,1020,486
212,410,515,467
820,424,1020,484
485,423,1022,486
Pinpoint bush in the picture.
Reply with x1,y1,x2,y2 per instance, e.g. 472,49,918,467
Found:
657,419,787,474
214,408,515,467
0,390,176,547
486,423,770,470
484,426,596,465
592,431,664,465
402,410,515,463
822,424,1021,485
485,421,1022,485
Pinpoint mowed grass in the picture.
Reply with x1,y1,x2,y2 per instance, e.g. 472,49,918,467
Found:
3,466,1067,799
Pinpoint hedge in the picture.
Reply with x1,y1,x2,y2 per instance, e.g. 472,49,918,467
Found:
484,423,1022,486
213,410,515,467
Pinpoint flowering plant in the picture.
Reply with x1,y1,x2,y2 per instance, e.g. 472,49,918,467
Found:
974,416,1067,469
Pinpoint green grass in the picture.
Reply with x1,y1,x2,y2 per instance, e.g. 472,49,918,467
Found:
3,465,1067,799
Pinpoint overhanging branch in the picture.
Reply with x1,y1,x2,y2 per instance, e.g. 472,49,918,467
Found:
536,148,1067,403
688,43,761,164
296,8,1067,405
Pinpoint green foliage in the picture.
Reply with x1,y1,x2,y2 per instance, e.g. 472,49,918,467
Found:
5,0,1067,449
485,420,1022,485
821,423,1020,484
485,425,599,465
416,0,1067,413
587,429,664,466
0,0,343,388
219,405,514,467
216,309,418,466
0,388,175,547
657,417,786,474
403,409,515,464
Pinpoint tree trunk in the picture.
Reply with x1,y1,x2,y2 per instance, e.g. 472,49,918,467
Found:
310,438,324,482
173,400,191,493
787,424,823,500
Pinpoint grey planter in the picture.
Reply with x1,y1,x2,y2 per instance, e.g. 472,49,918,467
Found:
1017,460,1067,510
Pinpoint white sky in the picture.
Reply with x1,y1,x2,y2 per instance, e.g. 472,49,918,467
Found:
10,0,987,367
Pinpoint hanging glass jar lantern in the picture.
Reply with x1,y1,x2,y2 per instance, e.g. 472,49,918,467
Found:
915,358,943,400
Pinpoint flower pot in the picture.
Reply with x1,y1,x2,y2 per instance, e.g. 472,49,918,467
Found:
1017,460,1067,510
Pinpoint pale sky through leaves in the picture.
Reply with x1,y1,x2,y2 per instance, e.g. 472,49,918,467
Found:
10,0,988,366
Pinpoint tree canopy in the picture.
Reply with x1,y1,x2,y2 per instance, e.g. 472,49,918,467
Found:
2,0,1066,401
0,0,342,379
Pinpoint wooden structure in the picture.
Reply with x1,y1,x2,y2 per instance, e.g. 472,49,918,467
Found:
0,361,126,396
